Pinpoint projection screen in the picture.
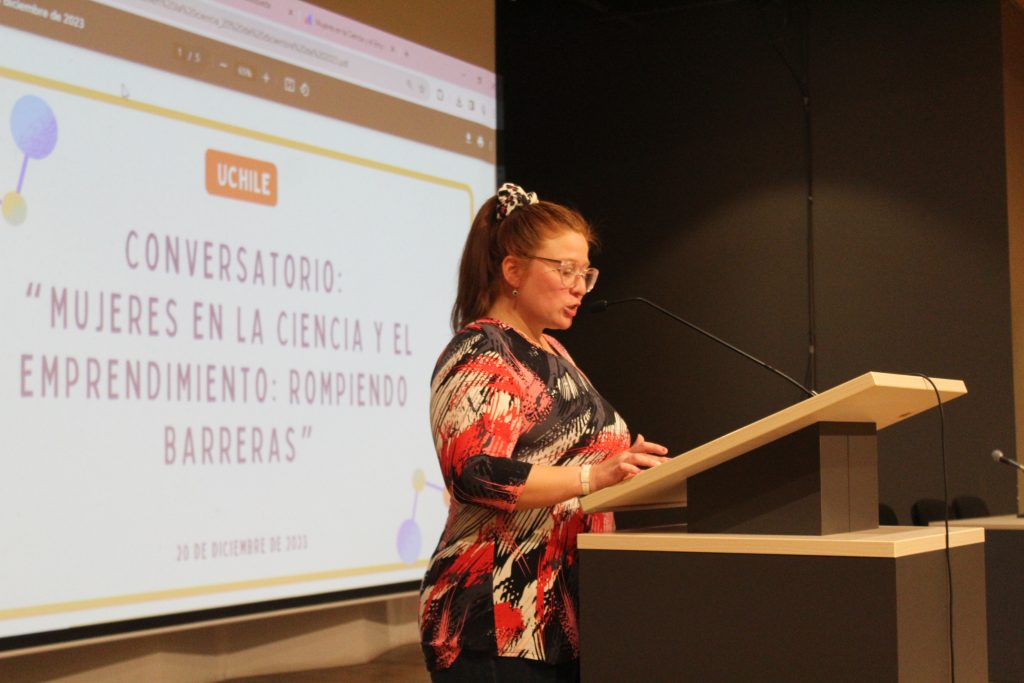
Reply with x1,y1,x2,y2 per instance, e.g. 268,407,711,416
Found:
0,0,496,647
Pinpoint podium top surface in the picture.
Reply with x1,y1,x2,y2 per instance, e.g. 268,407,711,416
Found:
578,525,984,558
932,515,1024,531
581,371,966,513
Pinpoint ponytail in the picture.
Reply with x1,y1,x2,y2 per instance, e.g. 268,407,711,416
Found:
450,189,595,332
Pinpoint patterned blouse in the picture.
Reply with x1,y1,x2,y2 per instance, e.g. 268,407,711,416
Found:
419,319,630,672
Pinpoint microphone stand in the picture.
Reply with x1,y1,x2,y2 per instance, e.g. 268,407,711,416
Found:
592,296,817,399
992,450,1024,472
990,451,1024,518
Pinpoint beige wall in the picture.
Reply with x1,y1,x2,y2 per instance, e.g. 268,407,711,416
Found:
0,593,419,683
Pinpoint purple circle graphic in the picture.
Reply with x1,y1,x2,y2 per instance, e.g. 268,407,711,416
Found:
11,96,58,160
397,519,421,564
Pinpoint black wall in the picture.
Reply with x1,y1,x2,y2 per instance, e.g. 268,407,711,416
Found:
498,0,1016,522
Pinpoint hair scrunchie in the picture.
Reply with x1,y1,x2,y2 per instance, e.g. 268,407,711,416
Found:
495,182,538,221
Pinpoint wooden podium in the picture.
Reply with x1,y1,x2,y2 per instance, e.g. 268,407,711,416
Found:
577,372,988,682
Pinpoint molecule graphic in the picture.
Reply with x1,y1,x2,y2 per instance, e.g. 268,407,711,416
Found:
397,468,448,564
3,95,58,226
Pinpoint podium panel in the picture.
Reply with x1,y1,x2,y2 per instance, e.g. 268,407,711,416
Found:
687,422,878,534
579,527,987,682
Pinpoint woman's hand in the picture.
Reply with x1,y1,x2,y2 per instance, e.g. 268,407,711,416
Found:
513,434,671,509
591,434,670,493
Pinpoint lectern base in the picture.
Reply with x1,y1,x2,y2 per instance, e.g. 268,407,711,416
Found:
579,527,987,683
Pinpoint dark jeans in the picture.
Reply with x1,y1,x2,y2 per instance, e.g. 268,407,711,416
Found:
430,651,580,683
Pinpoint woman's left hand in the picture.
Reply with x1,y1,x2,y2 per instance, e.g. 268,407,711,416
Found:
591,434,670,493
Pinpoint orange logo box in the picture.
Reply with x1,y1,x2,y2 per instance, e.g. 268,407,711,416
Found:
205,149,277,206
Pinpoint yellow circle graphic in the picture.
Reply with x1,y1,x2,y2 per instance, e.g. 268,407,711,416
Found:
2,192,27,226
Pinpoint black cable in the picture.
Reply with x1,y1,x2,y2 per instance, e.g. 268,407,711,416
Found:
916,373,955,682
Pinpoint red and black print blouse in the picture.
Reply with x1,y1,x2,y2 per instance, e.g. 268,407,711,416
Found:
419,319,630,671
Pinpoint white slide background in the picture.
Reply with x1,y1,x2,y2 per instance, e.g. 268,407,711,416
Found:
0,26,491,639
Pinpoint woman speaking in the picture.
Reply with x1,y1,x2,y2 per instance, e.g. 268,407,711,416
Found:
419,183,668,682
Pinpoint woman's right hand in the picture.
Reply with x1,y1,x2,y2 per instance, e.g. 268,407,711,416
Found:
591,434,670,493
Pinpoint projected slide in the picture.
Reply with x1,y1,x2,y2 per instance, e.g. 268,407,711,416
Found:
0,0,494,643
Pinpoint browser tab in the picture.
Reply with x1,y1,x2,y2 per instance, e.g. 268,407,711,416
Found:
95,0,496,128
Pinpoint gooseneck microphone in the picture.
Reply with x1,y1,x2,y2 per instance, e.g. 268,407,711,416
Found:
991,449,1024,472
589,297,817,398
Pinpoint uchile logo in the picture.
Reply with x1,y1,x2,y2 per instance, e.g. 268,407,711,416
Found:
205,149,277,206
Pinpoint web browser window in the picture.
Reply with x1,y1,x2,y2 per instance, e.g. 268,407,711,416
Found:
0,0,494,647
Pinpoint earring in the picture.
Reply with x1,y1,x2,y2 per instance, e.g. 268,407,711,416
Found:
512,289,519,297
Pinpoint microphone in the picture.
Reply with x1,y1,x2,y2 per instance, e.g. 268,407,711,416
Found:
589,297,816,398
991,449,1024,472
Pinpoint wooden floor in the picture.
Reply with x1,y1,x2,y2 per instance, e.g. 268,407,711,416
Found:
223,643,430,683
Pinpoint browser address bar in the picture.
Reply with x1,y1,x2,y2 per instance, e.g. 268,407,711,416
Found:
93,0,430,102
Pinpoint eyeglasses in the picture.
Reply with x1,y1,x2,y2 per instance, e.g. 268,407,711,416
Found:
527,256,599,293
